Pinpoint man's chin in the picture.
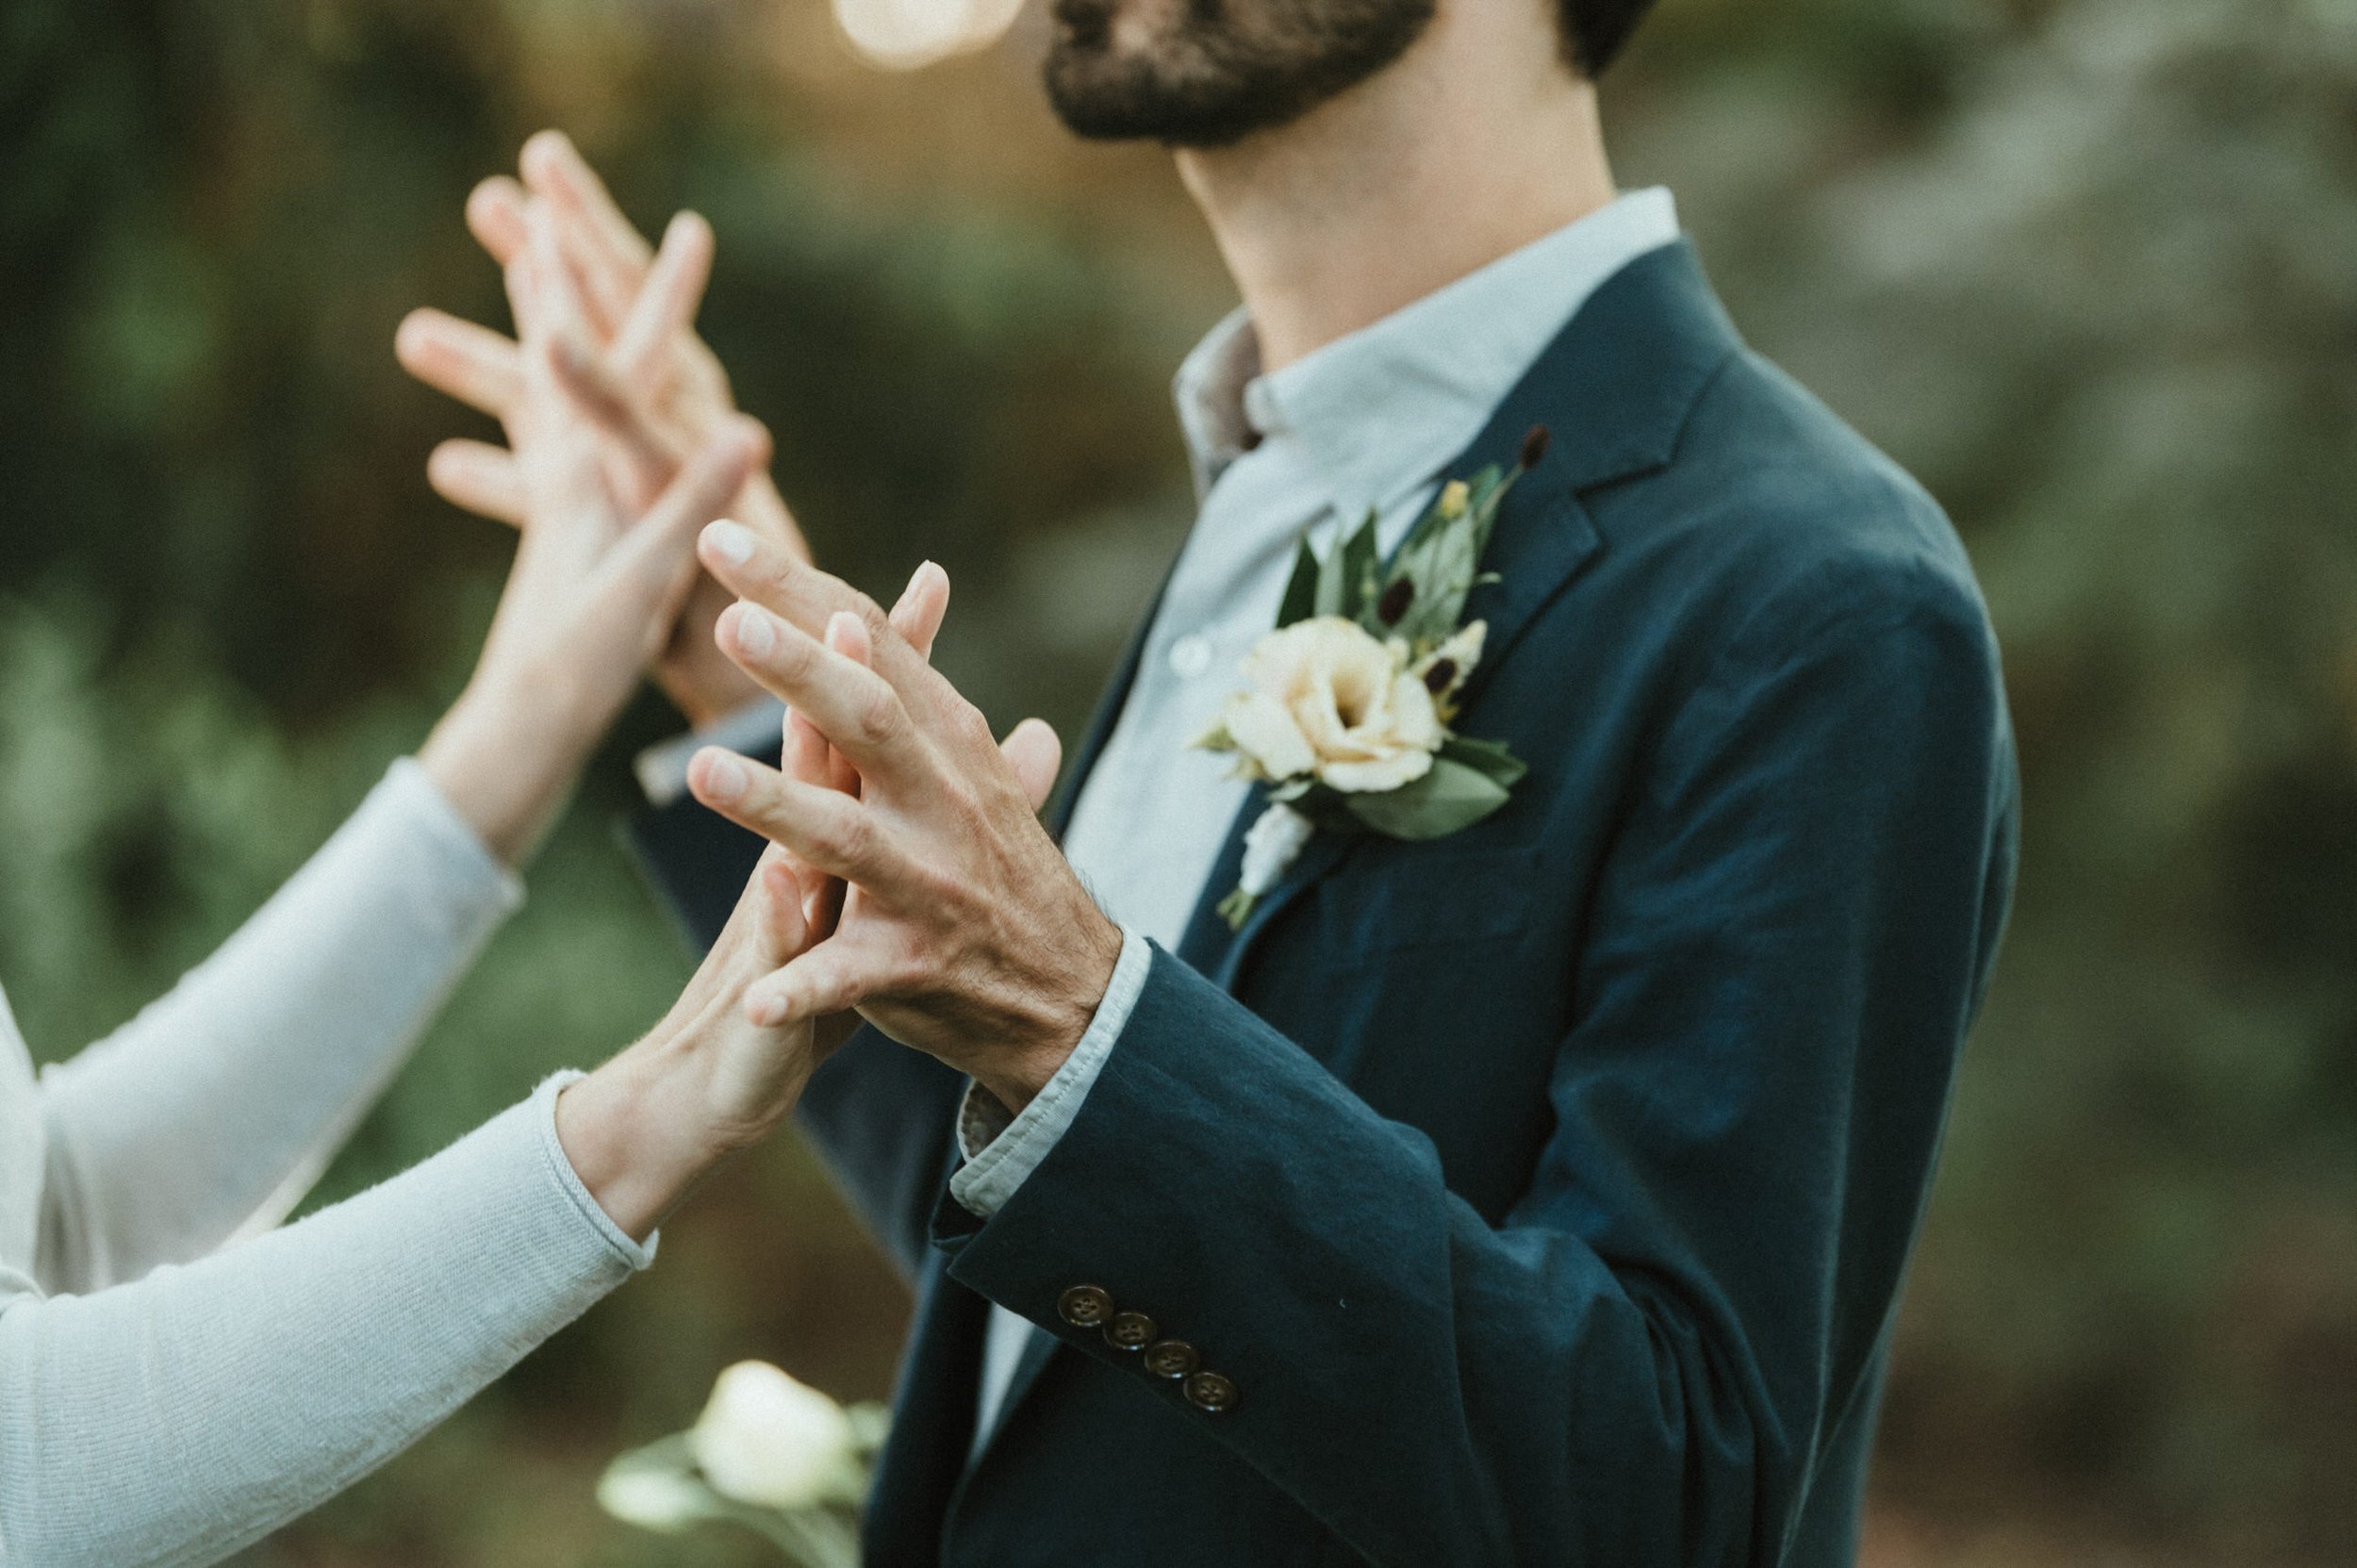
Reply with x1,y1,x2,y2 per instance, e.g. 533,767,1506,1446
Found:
1040,46,1288,148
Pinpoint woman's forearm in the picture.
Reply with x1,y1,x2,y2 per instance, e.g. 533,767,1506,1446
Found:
35,761,521,1293
0,1079,646,1568
418,673,602,869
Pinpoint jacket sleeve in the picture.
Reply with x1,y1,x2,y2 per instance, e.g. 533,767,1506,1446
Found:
625,792,964,1279
928,573,2019,1568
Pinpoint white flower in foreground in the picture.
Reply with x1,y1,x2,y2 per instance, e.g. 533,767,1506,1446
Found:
597,1462,712,1532
1218,617,1445,793
690,1361,858,1510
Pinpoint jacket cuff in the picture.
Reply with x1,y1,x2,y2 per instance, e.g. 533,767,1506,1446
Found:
948,925,1152,1219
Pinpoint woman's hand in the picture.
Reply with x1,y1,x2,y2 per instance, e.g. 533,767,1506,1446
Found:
553,849,823,1241
419,204,769,866
396,131,805,728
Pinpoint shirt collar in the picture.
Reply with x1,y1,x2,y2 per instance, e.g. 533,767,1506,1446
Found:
1173,188,1682,515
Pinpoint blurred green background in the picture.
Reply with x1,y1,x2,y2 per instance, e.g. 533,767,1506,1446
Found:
4,0,2355,1562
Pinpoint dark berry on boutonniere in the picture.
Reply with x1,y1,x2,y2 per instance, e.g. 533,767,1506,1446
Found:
1376,578,1416,626
1422,658,1458,695
1519,424,1553,471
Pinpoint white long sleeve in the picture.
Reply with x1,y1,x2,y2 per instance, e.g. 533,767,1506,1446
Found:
0,1073,652,1568
31,758,521,1292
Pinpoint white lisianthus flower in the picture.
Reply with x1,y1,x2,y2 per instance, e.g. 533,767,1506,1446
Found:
690,1361,859,1510
1217,616,1445,793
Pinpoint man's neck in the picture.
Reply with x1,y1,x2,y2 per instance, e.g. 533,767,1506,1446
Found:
1175,9,1619,373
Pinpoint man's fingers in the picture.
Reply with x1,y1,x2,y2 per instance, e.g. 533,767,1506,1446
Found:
467,175,530,266
717,604,930,787
686,748,919,896
698,520,944,709
606,421,770,597
613,211,714,389
503,250,542,351
889,560,951,662
525,201,600,350
396,308,524,420
522,130,654,268
426,439,527,526
1000,718,1063,812
546,332,680,506
520,130,652,330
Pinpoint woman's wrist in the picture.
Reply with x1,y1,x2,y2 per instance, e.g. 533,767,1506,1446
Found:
553,1017,781,1243
420,674,600,867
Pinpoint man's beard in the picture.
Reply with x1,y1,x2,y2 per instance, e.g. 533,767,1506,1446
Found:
1043,0,1438,150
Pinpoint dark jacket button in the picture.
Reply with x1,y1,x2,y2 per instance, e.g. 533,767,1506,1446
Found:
1103,1311,1158,1351
1183,1371,1238,1412
1057,1285,1114,1328
1143,1339,1199,1379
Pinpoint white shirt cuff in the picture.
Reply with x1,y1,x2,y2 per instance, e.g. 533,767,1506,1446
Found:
633,698,787,807
948,926,1153,1219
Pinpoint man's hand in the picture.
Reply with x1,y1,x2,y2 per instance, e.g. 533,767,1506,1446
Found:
680,520,1116,1114
396,130,803,727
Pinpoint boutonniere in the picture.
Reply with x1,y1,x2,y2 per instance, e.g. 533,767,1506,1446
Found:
1192,425,1548,930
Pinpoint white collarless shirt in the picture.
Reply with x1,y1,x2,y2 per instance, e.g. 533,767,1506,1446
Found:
954,190,1685,1455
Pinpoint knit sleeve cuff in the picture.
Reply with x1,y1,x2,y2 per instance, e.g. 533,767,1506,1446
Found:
528,1071,658,1272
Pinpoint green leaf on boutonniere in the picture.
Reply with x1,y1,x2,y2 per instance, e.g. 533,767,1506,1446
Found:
1381,464,1519,649
1277,535,1321,627
1342,755,1513,840
1315,510,1380,621
1440,734,1528,789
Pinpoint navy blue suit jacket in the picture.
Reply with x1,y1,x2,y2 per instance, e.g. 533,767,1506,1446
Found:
628,240,2019,1567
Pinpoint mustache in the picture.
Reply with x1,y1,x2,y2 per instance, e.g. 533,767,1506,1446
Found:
1050,0,1116,40
1051,0,1228,44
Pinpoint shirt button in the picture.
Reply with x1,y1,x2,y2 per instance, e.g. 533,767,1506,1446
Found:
1103,1311,1158,1352
1183,1370,1239,1413
1167,634,1212,680
1143,1339,1200,1379
1057,1285,1114,1328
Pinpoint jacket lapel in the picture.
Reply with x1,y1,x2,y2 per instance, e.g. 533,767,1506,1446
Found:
1175,239,1743,992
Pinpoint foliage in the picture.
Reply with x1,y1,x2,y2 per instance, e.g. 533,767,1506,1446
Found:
2,0,2354,1562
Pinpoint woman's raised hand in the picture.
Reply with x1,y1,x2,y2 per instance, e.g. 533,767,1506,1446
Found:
397,130,804,728
418,200,769,867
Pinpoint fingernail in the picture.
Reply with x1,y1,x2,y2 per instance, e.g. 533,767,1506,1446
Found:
749,990,789,1028
733,606,776,658
703,520,755,564
697,751,748,803
826,610,861,649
